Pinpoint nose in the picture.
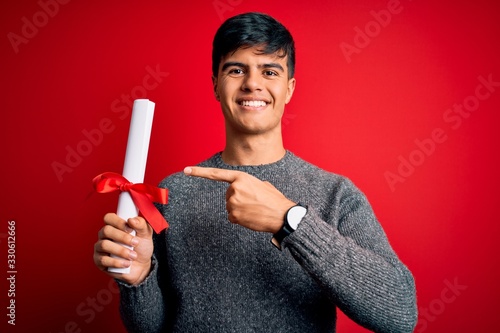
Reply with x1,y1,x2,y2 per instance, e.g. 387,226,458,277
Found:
241,68,263,92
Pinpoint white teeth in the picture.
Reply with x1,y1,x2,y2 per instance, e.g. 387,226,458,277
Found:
241,100,266,107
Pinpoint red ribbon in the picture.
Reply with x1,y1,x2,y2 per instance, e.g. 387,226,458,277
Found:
92,172,169,233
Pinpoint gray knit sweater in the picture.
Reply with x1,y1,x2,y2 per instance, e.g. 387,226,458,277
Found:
117,151,417,333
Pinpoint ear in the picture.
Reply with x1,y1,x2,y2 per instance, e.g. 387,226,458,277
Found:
285,77,296,104
212,75,220,101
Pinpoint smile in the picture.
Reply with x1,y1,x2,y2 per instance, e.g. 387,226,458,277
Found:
238,100,268,107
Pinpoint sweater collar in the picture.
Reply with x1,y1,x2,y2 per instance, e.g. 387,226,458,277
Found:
209,150,294,173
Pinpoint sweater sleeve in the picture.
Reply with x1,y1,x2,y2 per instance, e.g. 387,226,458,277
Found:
116,231,171,333
282,178,417,333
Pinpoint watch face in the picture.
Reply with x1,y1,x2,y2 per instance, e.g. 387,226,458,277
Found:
287,206,307,230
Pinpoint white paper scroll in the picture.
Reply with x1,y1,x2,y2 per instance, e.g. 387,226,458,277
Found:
109,99,155,274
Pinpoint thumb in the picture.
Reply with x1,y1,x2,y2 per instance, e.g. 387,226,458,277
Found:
127,216,153,239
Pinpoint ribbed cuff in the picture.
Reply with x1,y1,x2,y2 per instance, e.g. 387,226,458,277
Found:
282,207,340,254
115,256,160,299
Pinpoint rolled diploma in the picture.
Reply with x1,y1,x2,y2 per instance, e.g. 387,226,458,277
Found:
109,99,155,274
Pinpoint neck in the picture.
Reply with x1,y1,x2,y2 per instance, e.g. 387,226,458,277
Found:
222,128,286,166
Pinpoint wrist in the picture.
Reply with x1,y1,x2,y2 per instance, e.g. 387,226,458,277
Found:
268,200,296,234
128,259,153,286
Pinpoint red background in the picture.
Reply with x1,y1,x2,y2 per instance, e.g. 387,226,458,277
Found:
2,0,499,332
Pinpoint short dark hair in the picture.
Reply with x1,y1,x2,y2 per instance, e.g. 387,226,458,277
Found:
212,12,295,79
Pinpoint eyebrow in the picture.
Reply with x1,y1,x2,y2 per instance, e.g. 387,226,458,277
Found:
221,61,285,72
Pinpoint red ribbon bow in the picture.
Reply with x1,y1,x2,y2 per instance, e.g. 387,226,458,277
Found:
92,172,169,233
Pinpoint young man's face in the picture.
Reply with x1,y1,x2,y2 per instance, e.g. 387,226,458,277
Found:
213,45,296,136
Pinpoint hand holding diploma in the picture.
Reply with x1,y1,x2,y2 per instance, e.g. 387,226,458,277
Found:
93,213,154,285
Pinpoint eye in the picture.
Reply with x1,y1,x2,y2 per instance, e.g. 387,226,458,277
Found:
264,70,278,76
228,68,245,75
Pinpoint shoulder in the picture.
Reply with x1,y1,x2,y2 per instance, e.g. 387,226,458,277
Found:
288,154,377,230
287,152,357,191
286,152,368,211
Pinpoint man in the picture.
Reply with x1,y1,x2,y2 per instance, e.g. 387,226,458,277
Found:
94,12,417,333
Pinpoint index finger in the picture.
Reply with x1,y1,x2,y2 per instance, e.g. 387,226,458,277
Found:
184,166,241,183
